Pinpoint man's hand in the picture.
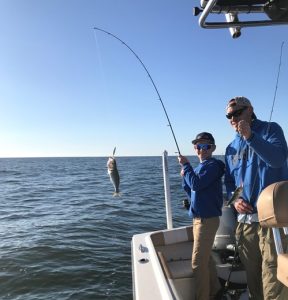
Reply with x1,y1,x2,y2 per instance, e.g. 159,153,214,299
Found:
237,120,252,140
234,198,253,214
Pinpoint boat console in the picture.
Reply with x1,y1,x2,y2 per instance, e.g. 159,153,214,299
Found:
194,0,288,38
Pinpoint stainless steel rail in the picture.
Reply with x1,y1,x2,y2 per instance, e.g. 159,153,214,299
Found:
199,0,288,29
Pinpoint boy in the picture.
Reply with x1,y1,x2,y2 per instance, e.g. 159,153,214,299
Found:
178,132,225,300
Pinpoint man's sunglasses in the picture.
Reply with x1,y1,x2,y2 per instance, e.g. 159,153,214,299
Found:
194,144,213,150
226,106,248,119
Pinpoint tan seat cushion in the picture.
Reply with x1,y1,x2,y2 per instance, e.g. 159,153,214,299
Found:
277,254,288,287
257,181,288,227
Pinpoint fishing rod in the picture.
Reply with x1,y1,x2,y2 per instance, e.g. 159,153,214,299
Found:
93,27,181,155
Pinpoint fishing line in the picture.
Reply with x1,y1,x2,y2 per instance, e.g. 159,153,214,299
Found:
231,41,286,205
93,27,181,155
267,41,285,133
251,41,285,197
93,29,106,80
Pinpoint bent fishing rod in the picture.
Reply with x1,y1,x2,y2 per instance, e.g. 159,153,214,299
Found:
93,27,181,155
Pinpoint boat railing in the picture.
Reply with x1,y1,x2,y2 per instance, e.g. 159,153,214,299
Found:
162,150,173,230
193,0,288,38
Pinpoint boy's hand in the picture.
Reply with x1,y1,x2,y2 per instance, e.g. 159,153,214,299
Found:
178,155,189,165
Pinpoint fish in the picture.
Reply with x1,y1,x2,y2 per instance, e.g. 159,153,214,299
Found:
227,186,243,206
107,148,120,196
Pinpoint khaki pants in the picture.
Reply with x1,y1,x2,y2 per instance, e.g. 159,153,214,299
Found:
236,222,288,300
192,217,221,300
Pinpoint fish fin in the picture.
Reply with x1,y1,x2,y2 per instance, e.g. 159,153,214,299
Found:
113,192,121,197
227,186,243,206
112,147,116,157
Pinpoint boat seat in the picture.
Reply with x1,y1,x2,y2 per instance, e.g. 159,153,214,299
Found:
156,240,193,279
151,226,193,278
150,226,193,247
147,227,196,300
257,181,288,287
156,241,192,262
277,254,288,287
157,250,195,300
157,251,193,279
151,227,194,279
257,181,288,227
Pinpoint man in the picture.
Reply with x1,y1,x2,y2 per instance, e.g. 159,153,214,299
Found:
178,132,225,300
224,96,288,300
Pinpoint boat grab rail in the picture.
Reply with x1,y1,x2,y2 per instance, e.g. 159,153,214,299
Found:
198,0,288,29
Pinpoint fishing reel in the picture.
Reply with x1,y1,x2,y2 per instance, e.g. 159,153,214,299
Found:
182,198,190,210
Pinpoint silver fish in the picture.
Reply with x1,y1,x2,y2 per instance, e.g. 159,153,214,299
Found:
107,156,120,196
227,186,243,206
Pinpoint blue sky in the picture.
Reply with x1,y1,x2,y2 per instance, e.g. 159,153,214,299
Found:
0,1,288,157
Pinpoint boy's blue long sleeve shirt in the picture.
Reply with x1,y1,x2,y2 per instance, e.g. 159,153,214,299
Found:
182,157,225,218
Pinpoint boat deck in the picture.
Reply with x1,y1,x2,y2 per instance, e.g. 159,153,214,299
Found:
132,225,248,300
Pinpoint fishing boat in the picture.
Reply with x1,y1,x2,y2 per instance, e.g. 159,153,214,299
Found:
131,2,288,298
131,152,288,299
131,151,248,300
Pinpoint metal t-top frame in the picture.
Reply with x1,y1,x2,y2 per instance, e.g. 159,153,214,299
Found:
194,0,288,38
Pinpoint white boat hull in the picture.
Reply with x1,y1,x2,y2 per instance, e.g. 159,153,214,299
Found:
132,207,249,300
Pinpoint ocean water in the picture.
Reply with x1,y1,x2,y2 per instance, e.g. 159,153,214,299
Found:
0,156,204,300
